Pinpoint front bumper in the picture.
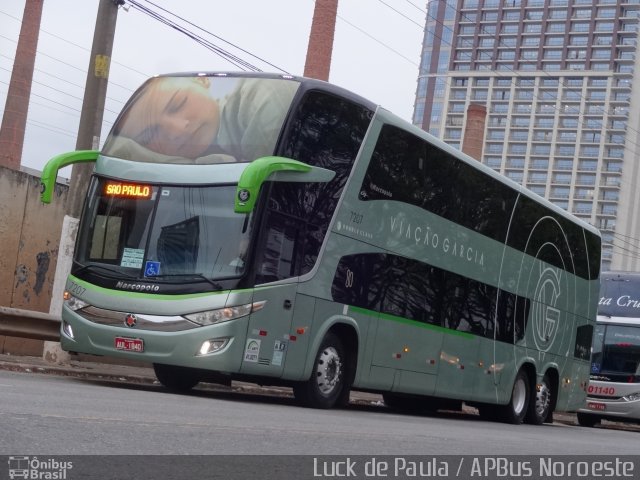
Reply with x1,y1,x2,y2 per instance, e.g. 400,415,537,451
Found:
60,305,249,372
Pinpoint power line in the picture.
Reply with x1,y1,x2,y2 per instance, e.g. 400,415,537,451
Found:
609,240,640,262
27,118,78,138
0,78,73,112
0,39,134,103
33,67,126,103
124,0,272,72
0,9,149,79
377,0,425,29
0,65,123,113
134,0,288,73
404,0,428,15
337,13,420,66
0,87,80,117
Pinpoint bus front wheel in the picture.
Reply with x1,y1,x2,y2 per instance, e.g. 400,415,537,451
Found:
293,332,348,409
153,363,202,392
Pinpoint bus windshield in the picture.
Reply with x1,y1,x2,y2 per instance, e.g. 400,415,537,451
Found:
591,273,640,382
102,75,300,163
75,177,251,283
591,323,640,382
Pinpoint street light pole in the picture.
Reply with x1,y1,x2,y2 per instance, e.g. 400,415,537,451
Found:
66,0,123,218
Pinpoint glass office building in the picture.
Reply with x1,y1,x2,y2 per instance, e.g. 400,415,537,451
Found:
414,0,640,271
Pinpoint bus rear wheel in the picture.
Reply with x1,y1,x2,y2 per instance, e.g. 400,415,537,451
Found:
153,363,202,392
293,332,348,409
497,369,530,424
525,373,553,425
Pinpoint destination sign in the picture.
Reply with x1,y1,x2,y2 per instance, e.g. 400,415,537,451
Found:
104,182,152,199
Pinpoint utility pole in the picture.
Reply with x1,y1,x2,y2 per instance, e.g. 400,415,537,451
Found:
0,0,44,170
66,0,123,218
303,0,338,81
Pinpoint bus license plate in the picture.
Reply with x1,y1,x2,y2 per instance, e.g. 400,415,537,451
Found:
588,402,606,411
115,337,144,352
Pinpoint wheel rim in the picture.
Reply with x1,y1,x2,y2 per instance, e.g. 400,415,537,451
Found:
315,346,342,395
512,376,528,415
535,380,551,417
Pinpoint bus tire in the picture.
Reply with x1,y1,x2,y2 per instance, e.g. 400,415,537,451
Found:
153,363,202,392
498,369,530,424
525,373,553,425
577,412,600,428
293,332,348,409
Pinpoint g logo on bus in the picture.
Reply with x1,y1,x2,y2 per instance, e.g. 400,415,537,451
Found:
532,266,561,352
238,189,250,203
124,314,137,328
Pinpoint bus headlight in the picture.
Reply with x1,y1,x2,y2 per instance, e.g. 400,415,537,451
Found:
63,291,90,311
185,301,266,326
624,392,640,402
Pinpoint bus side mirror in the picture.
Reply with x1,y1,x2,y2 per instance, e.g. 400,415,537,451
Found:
40,150,99,204
234,156,335,214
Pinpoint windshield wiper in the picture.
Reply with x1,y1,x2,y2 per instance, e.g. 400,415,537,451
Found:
149,273,223,290
73,263,137,279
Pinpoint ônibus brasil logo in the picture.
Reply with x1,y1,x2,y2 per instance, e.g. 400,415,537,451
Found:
8,456,73,479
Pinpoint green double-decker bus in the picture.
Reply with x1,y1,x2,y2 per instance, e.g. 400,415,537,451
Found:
41,72,601,424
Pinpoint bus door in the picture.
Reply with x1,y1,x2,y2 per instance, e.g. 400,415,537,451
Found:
371,317,442,396
239,207,304,378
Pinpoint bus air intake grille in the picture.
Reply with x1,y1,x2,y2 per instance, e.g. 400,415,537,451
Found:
78,306,200,332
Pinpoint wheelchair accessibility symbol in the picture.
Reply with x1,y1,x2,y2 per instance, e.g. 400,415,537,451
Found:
144,261,161,277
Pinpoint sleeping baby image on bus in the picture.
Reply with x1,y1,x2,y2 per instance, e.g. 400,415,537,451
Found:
104,74,299,163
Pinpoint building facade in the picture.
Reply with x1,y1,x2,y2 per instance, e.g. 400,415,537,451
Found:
414,0,640,271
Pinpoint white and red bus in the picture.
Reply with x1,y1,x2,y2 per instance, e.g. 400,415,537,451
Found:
578,271,640,427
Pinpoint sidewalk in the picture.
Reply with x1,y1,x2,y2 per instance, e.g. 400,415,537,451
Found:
0,352,584,427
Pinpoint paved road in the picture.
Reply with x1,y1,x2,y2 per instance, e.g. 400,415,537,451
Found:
1,370,639,456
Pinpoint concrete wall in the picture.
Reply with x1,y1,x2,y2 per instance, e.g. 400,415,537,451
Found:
0,166,68,354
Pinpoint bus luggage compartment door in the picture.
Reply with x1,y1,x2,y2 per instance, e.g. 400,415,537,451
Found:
239,283,298,377
371,317,442,396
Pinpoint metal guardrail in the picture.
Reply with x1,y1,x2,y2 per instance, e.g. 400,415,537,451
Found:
0,306,61,341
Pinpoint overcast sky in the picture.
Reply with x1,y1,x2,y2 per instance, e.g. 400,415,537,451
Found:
0,0,425,174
